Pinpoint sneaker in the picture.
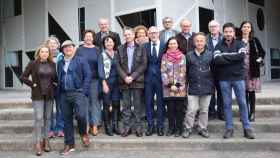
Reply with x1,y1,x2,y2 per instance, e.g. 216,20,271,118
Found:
198,129,210,138
182,128,191,138
57,131,64,137
60,145,75,156
48,131,55,138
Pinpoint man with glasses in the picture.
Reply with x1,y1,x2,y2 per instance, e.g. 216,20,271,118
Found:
160,17,178,43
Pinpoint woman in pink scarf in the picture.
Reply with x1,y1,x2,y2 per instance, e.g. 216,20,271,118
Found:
161,37,187,137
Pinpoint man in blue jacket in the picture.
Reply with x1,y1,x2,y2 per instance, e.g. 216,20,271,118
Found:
214,23,255,139
57,40,92,155
144,26,165,136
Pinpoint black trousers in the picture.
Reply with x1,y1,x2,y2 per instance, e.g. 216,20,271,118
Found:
165,98,186,132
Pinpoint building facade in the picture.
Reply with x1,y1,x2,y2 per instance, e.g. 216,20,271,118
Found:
0,0,280,89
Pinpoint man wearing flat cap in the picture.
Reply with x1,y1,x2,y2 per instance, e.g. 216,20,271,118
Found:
57,40,92,155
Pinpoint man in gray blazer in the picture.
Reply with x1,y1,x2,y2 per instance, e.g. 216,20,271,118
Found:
159,17,178,43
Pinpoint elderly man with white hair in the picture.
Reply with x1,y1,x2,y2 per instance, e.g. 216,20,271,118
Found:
175,19,195,54
95,18,121,48
206,20,224,121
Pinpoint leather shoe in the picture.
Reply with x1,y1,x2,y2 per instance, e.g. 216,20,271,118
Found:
121,129,131,137
81,134,90,147
244,128,256,139
157,128,164,136
223,129,234,139
145,127,154,136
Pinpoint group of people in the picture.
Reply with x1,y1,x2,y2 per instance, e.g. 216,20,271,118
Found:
20,17,265,156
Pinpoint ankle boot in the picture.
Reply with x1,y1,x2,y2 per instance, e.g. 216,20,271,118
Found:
42,138,51,152
112,101,121,135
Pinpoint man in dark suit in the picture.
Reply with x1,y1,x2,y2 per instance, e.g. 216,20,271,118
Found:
175,19,195,54
144,26,165,136
206,20,224,121
95,18,121,48
159,17,178,44
116,27,147,137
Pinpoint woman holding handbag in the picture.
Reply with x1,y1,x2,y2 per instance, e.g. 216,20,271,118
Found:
239,21,266,122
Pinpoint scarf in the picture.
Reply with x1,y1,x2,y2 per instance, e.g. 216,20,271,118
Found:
166,49,183,64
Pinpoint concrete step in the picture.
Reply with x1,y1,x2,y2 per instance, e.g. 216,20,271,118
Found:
0,118,279,134
0,96,280,110
0,133,280,151
0,105,280,121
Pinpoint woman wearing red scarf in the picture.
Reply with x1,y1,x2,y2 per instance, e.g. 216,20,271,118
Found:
161,37,187,137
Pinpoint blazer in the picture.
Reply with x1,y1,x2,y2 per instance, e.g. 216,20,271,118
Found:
20,60,57,100
144,41,165,82
159,29,178,43
95,31,121,48
116,43,147,89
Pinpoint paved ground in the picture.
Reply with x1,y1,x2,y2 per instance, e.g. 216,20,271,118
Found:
0,150,280,158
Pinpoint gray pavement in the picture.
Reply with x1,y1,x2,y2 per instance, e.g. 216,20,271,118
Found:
0,150,280,158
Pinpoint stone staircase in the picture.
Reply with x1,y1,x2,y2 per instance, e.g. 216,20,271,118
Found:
0,82,279,152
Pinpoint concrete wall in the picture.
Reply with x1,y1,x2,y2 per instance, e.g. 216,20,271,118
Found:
266,0,280,80
48,0,79,44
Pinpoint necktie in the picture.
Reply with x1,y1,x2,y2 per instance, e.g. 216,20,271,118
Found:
152,43,157,58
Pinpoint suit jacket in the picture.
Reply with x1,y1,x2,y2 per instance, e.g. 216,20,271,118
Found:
95,31,121,48
206,33,223,52
176,32,195,54
144,41,165,82
159,29,178,43
116,43,147,89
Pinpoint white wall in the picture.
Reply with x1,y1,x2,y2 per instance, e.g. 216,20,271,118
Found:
48,0,79,44
80,0,111,32
24,0,46,51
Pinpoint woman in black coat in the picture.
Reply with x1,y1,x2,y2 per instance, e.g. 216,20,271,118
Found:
239,21,265,122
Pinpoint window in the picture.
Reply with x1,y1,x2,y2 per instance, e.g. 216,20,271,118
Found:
14,0,22,16
199,7,214,34
116,9,156,28
248,0,265,7
79,7,85,41
271,48,280,79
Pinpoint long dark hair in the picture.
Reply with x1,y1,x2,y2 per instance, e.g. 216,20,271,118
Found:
163,37,183,53
238,21,255,40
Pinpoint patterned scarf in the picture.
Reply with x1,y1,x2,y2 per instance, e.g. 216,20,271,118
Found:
166,49,183,64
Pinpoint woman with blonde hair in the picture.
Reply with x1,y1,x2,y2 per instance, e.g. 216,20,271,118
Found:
134,25,149,44
20,44,57,156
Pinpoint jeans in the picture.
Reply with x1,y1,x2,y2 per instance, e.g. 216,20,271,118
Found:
61,91,88,145
49,94,64,133
32,99,53,143
88,79,102,126
219,80,251,130
185,95,211,130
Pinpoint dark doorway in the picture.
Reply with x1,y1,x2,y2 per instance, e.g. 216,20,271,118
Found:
199,7,214,34
116,9,156,28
